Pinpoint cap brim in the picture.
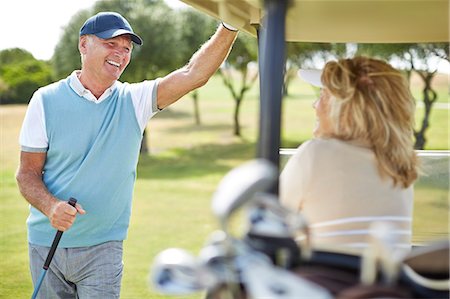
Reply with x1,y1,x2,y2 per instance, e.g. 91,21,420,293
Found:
95,28,143,45
298,69,323,88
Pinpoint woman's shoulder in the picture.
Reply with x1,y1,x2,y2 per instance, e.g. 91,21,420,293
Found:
297,138,373,162
299,138,343,152
304,138,371,151
292,138,333,162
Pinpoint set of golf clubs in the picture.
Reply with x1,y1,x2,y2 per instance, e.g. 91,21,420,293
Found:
150,159,333,299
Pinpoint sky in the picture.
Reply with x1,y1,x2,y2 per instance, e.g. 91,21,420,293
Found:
0,0,186,60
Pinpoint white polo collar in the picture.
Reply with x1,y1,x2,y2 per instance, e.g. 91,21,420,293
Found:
69,71,118,104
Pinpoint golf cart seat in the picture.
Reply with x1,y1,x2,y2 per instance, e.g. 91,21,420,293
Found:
288,241,449,299
404,240,449,278
400,240,449,299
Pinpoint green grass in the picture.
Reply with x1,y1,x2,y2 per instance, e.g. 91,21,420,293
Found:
0,74,448,298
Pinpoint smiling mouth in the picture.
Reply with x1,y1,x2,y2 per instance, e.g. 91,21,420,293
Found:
107,60,121,68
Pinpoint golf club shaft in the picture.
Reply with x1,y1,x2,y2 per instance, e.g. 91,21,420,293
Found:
31,197,77,299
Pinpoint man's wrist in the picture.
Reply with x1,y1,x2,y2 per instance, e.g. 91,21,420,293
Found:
222,22,238,32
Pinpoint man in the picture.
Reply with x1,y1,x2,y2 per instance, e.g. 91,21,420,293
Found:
16,11,238,298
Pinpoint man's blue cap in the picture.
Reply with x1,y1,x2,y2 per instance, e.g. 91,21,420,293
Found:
80,12,143,45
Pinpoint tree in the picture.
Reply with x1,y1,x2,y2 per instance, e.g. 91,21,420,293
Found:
171,8,217,125
103,0,180,82
0,48,34,64
220,33,258,136
176,8,216,125
0,48,53,104
357,43,449,149
407,44,448,149
52,10,92,79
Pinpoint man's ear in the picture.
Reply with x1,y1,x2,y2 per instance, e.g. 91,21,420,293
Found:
79,36,88,54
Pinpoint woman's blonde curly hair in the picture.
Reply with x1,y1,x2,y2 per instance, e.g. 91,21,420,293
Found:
321,56,418,188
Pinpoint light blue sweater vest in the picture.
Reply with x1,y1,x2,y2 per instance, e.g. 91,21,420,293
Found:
27,77,144,247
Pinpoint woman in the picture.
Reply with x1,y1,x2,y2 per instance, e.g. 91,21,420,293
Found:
280,56,418,251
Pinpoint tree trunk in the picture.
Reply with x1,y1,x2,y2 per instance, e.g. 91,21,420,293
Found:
191,90,201,125
140,129,149,154
414,71,437,150
283,65,297,97
220,67,258,137
233,97,242,136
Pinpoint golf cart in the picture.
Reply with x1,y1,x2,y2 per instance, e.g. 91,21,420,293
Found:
150,0,449,298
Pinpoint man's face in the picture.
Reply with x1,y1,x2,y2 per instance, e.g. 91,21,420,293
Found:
80,34,132,83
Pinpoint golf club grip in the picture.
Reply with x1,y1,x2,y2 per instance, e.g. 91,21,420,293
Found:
42,198,77,270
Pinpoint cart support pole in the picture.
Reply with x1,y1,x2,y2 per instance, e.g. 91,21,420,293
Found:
257,0,288,194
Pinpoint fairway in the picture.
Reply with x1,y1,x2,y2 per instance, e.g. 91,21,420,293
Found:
0,74,448,298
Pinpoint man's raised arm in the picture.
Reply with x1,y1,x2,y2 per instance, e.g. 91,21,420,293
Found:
157,23,238,109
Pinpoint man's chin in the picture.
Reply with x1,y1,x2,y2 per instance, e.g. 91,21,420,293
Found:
105,71,122,82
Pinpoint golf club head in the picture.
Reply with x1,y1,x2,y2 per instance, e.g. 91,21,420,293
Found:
247,193,297,237
199,230,251,284
211,159,277,230
239,253,332,299
246,193,312,261
150,248,217,295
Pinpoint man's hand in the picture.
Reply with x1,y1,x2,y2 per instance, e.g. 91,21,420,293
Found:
49,201,86,231
16,152,87,231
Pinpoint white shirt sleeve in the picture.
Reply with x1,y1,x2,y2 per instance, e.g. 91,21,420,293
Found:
128,79,161,133
19,91,48,152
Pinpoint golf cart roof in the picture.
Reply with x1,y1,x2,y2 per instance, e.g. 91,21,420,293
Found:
181,0,449,43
